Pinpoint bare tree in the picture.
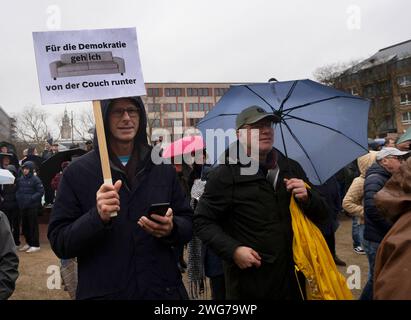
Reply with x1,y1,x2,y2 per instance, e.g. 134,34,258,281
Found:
313,59,362,86
145,97,162,142
73,109,95,141
14,105,50,150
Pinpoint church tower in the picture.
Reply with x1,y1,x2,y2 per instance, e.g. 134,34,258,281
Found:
60,108,72,140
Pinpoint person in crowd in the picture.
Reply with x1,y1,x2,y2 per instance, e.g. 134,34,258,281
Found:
343,151,377,255
188,162,226,300
0,165,20,246
194,106,328,299
85,140,93,152
316,176,346,266
15,161,44,253
42,143,58,208
396,138,411,152
0,144,8,153
360,147,408,300
48,97,192,300
373,157,411,299
383,137,395,148
0,210,19,300
171,158,192,273
50,161,70,193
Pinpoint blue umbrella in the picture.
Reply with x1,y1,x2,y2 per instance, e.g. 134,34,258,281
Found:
197,79,370,185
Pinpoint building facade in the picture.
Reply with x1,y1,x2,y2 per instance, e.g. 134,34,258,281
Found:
334,39,411,138
142,83,233,142
0,105,16,142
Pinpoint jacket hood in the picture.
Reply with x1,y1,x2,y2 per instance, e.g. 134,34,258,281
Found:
93,96,149,152
21,161,35,175
357,151,377,177
374,157,411,223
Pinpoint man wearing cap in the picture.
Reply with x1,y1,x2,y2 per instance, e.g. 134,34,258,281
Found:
194,106,328,300
360,147,409,300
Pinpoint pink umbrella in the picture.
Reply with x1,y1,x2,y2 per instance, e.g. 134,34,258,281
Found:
162,135,204,158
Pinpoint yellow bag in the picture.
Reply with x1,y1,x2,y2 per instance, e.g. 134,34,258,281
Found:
290,185,353,300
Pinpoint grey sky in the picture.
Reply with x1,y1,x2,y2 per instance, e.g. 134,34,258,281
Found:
0,0,410,122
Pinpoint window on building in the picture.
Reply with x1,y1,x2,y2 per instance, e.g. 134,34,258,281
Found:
163,103,183,112
214,88,229,96
375,80,392,96
400,93,411,105
147,104,161,113
187,118,200,127
402,112,411,124
151,119,161,127
198,88,210,96
165,88,183,97
187,88,211,96
398,75,411,87
187,103,213,111
349,87,359,96
163,118,183,127
187,88,198,96
363,84,375,98
147,88,160,97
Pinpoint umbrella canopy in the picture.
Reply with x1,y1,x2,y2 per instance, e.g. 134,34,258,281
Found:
21,155,43,171
397,126,411,145
162,135,204,158
39,148,87,185
0,168,15,184
197,79,370,184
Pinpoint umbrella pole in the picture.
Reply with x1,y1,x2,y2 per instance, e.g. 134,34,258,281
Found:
92,100,117,217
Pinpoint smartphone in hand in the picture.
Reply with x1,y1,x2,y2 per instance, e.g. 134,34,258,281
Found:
147,202,170,222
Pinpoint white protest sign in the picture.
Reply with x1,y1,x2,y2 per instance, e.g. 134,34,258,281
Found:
33,27,146,104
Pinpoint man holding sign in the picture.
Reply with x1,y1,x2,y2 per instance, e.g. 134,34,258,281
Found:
48,96,193,299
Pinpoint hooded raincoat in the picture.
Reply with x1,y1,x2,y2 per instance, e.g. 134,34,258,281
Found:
48,97,193,300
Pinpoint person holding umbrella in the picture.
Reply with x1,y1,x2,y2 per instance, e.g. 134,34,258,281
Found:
48,96,192,300
194,106,328,299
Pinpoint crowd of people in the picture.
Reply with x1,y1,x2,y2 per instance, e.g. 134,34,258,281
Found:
1,96,411,300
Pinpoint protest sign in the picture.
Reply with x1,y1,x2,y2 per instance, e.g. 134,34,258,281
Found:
33,28,146,217
33,27,145,104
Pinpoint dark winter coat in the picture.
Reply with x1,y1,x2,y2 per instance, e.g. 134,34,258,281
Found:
315,176,341,236
363,162,392,243
48,97,193,300
0,211,19,300
0,166,18,211
15,163,44,210
194,144,328,299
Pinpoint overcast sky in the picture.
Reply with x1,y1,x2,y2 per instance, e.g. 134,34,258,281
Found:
1,0,410,123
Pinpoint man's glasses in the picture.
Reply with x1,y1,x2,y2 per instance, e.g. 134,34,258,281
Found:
110,107,139,118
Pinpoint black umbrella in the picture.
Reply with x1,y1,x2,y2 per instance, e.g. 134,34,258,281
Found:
21,155,43,171
39,148,87,186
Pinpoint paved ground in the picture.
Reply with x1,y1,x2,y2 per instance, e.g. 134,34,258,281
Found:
9,211,368,300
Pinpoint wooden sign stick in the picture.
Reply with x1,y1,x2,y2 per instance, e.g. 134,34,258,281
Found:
92,100,117,217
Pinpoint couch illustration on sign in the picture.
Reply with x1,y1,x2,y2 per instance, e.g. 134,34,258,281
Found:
50,51,125,80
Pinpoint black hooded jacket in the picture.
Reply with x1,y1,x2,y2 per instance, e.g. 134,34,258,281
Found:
48,97,193,300
363,162,392,243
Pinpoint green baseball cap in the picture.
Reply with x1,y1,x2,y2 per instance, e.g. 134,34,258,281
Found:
236,106,280,129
